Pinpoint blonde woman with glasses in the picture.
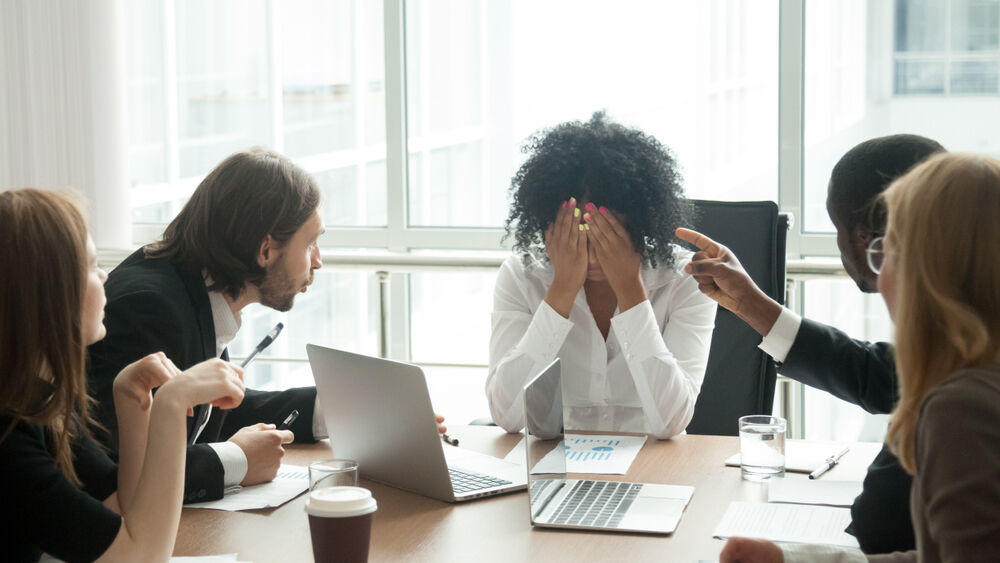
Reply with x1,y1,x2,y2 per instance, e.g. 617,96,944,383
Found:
721,152,1000,562
0,189,245,562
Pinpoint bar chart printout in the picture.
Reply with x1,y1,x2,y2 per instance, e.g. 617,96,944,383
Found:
529,434,648,475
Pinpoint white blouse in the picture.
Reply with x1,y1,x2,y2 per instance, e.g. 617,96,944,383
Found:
486,247,716,439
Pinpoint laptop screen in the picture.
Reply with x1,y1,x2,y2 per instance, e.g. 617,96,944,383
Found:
523,358,567,519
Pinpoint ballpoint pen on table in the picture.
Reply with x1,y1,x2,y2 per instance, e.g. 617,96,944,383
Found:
240,322,284,368
809,446,850,479
442,433,459,446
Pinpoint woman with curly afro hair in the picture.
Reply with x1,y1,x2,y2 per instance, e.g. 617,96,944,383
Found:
486,112,716,439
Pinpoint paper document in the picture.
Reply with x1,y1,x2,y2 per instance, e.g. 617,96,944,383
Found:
768,479,863,507
725,441,850,473
187,465,308,511
713,501,860,548
170,556,250,563
505,434,647,475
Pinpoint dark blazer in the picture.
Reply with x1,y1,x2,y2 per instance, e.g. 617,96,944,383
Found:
780,317,915,554
87,249,318,503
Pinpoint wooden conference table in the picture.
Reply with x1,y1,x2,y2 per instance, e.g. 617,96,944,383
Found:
174,425,880,562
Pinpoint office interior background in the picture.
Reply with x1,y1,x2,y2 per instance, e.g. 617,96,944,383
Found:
2,0,998,441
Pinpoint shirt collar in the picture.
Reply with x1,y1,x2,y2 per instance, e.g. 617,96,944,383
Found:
204,274,241,357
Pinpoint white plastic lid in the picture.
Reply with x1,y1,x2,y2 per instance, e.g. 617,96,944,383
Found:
304,486,377,518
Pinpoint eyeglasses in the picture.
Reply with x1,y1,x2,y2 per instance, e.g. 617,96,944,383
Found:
866,236,886,275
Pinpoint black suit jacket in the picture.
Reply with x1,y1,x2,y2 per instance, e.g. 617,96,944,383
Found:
780,317,915,554
87,249,318,503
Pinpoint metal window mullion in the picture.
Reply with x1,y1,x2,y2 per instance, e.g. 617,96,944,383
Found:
266,0,284,152
778,0,805,259
383,0,408,252
162,0,181,218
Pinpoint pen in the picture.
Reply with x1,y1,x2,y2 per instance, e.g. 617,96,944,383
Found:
809,446,850,479
239,322,284,368
278,409,299,431
442,433,459,447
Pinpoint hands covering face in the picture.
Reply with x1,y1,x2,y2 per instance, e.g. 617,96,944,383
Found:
544,199,643,300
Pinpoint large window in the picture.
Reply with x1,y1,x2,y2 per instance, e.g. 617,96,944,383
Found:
122,1,1000,435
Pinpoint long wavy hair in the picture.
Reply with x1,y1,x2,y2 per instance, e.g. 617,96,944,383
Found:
883,153,1000,474
0,188,95,485
503,111,688,269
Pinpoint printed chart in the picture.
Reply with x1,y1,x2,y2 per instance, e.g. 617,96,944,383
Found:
563,435,647,474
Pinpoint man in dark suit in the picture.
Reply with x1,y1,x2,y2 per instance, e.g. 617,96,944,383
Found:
88,148,325,503
676,134,945,554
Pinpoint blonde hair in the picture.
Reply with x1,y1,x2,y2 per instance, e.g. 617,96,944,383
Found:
883,153,1000,474
0,188,95,486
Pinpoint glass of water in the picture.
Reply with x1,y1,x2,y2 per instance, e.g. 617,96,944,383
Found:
738,415,786,481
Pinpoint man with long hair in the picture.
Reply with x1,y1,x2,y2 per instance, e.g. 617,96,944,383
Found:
88,148,325,503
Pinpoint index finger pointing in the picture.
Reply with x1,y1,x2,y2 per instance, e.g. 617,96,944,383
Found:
675,227,722,255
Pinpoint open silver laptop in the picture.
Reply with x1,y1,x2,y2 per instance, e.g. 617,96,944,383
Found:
306,344,526,502
523,358,694,533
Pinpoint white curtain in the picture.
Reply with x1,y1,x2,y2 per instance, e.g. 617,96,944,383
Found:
0,0,130,248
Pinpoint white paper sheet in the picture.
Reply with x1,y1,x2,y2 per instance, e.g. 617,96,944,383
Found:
504,434,647,475
170,556,250,563
713,501,860,548
768,479,863,507
724,442,850,473
186,464,308,511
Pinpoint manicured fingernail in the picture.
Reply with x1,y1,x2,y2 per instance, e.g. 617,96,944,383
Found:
583,212,592,221
562,200,569,209
599,206,608,214
578,224,584,231
574,207,580,217
569,196,576,204
584,224,590,231
585,202,596,211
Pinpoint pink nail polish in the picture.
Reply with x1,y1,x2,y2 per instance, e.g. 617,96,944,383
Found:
599,206,609,214
583,212,591,221
561,200,567,209
585,202,596,211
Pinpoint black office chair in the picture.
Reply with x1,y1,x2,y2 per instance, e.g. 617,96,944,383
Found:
681,200,789,436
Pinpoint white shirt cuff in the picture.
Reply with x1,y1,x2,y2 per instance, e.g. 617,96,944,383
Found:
758,307,803,363
518,299,575,360
610,300,668,362
207,441,248,488
780,543,867,563
312,394,328,439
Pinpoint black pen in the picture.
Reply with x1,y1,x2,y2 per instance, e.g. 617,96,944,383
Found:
278,409,300,431
240,322,284,368
442,433,459,447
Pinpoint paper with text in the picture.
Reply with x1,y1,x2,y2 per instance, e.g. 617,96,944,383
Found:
187,465,308,511
713,501,859,548
768,479,863,507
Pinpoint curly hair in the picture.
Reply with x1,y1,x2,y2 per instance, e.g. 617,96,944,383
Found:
504,111,688,269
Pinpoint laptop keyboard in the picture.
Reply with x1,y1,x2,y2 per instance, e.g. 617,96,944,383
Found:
449,468,513,494
549,480,643,528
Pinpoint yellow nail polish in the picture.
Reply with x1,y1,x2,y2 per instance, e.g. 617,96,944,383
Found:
584,224,590,231
578,224,584,231
574,208,580,217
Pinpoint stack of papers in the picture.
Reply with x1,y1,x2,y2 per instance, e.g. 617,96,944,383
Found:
767,479,863,507
713,501,860,548
187,465,309,511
